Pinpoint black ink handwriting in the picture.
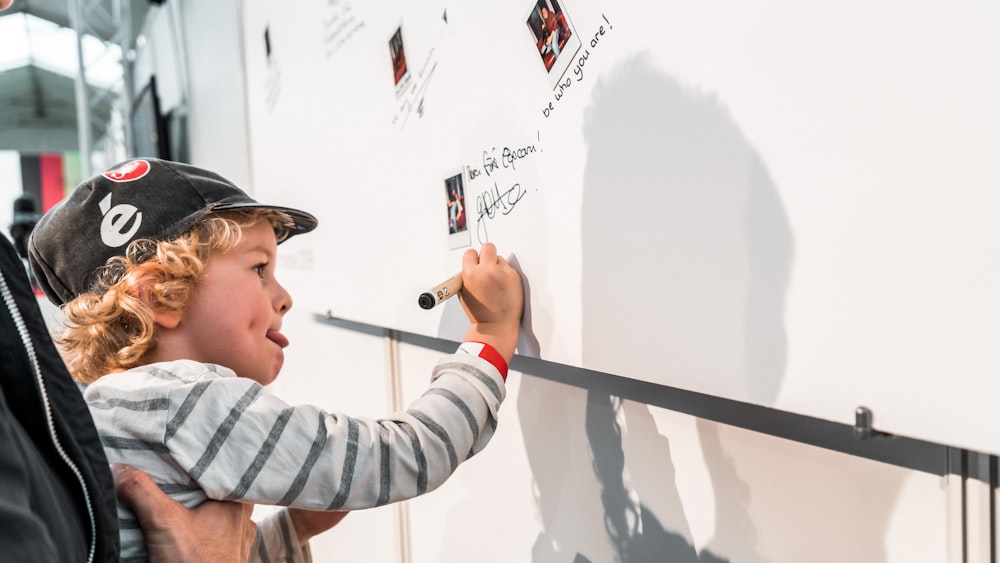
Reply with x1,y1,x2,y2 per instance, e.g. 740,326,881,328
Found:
476,182,527,244
541,14,613,117
483,149,500,176
502,144,537,171
554,76,571,101
573,49,590,81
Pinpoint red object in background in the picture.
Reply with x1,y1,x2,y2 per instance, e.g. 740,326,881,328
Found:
39,154,65,212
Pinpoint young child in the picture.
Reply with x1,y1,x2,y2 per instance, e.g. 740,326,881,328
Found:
28,158,523,562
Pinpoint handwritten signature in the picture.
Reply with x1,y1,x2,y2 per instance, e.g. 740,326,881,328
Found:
476,182,527,244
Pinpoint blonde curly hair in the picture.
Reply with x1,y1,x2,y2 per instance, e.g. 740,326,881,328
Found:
57,209,293,384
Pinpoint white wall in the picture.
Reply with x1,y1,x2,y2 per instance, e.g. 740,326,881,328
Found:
233,0,1000,457
143,2,956,561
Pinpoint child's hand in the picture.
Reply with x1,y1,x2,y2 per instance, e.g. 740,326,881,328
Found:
459,243,524,363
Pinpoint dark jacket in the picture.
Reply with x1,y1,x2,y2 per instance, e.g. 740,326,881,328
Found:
0,234,119,561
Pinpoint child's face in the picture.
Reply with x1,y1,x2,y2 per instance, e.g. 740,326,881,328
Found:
159,219,292,385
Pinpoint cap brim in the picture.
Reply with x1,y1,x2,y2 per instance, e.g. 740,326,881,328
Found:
212,202,318,241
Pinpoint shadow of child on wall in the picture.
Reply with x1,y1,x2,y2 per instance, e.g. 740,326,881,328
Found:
585,392,731,562
515,375,731,562
576,52,790,561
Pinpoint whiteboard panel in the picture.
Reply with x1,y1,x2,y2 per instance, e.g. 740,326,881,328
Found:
240,0,1000,454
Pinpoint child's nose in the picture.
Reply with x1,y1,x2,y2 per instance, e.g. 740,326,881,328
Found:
274,282,292,314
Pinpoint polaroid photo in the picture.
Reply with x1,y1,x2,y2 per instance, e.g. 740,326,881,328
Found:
389,12,449,130
389,24,412,98
524,0,581,88
444,168,471,249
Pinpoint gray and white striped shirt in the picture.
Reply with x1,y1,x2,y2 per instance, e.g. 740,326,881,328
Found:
84,353,505,562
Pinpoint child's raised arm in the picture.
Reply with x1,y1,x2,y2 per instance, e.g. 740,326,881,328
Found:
458,242,524,363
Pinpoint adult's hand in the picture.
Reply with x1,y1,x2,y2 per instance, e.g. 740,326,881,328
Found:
113,464,256,563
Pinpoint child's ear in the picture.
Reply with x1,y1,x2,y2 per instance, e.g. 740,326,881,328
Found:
153,307,182,329
132,278,182,329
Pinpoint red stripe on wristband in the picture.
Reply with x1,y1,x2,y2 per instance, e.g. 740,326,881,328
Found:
458,341,508,381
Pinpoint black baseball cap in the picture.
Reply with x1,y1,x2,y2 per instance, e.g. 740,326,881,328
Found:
28,158,317,306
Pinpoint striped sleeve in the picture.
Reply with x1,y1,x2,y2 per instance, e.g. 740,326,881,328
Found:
251,509,311,563
162,352,505,510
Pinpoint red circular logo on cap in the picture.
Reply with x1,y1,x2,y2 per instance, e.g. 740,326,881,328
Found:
103,160,151,183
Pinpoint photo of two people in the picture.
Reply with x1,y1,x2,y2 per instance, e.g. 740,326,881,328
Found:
525,0,580,86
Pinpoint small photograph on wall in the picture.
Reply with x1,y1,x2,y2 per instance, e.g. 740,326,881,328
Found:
389,25,411,97
525,0,581,87
444,168,471,249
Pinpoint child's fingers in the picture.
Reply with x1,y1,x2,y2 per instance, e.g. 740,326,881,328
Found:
462,247,480,272
478,242,498,265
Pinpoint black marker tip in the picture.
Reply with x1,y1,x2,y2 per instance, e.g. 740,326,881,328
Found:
418,292,436,309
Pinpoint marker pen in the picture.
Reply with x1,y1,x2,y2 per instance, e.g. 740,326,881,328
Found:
418,272,463,309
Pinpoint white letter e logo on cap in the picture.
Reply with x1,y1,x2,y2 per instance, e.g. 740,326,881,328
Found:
99,193,142,247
